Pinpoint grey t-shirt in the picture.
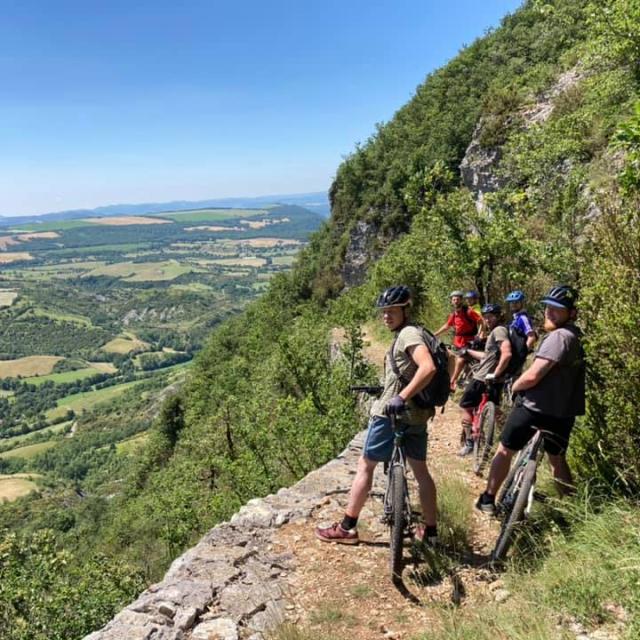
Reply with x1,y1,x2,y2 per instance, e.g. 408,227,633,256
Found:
371,325,435,426
473,325,509,382
523,326,585,418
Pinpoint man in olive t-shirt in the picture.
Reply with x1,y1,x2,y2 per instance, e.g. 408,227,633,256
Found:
477,286,585,514
315,285,439,546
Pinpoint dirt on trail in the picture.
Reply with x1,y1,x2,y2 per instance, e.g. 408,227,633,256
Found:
269,332,505,640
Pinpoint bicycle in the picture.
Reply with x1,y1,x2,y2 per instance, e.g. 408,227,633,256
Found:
470,376,500,476
349,386,414,583
381,412,414,583
492,426,566,562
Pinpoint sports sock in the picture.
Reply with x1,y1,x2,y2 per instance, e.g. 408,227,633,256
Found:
341,514,358,531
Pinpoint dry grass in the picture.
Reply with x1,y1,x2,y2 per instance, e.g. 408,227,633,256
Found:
17,231,60,240
0,355,63,378
87,361,118,373
0,235,21,250
0,289,18,307
209,257,267,267
0,252,32,263
0,474,42,502
86,216,172,226
101,336,149,354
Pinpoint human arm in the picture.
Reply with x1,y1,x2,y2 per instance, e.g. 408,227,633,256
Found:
398,344,436,401
433,316,452,338
526,332,538,351
512,357,555,392
493,337,512,378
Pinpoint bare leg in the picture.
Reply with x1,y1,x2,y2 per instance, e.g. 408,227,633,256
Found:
407,457,437,527
345,455,378,518
486,443,516,496
451,355,466,388
547,453,575,496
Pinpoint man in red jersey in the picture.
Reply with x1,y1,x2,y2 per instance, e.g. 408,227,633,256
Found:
434,290,482,389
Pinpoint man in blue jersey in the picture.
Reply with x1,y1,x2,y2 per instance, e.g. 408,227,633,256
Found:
505,290,537,353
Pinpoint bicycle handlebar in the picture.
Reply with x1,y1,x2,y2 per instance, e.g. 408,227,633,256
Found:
349,385,383,396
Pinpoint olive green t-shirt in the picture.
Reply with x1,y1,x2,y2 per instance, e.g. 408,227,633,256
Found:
472,324,509,382
371,325,435,426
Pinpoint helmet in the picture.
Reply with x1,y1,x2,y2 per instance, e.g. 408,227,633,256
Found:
465,290,480,299
376,285,411,308
541,285,578,310
505,290,525,303
481,303,502,315
449,290,464,298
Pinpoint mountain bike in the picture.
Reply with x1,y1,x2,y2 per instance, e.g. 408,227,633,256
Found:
350,387,424,583
492,427,566,562
471,375,499,476
381,412,414,583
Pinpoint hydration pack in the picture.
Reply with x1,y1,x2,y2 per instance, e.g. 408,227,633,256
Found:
389,325,451,409
506,325,529,375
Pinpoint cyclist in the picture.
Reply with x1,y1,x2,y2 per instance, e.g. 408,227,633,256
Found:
457,303,512,456
316,285,439,546
477,286,585,514
434,290,482,390
465,290,482,315
505,290,538,353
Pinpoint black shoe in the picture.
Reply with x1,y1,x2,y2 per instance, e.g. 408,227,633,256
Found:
475,492,496,516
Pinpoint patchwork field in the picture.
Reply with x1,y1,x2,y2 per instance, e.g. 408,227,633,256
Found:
0,474,42,501
25,367,105,386
162,208,268,222
0,252,32,263
0,442,57,460
0,356,64,378
0,289,18,306
85,260,195,282
86,216,172,226
208,257,267,268
102,335,149,354
47,379,147,420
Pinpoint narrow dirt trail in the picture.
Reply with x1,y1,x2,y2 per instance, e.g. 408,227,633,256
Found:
269,329,505,639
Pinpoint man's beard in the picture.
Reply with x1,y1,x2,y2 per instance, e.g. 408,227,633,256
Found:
544,316,567,331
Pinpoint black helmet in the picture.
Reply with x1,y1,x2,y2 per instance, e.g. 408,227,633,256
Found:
481,303,502,315
541,285,578,310
376,285,411,308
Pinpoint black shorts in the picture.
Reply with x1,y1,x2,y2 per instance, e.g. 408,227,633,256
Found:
500,402,575,455
459,379,503,409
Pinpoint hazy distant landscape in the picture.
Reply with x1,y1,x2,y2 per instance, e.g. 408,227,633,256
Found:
0,203,322,495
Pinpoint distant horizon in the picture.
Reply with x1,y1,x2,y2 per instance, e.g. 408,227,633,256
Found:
0,189,330,219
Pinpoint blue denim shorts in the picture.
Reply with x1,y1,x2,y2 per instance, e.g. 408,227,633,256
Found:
363,415,428,462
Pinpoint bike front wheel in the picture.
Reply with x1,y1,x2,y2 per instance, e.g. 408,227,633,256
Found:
473,401,496,476
492,457,537,562
389,463,406,582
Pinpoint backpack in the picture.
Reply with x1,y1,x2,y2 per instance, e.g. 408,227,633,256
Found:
506,324,529,375
389,325,451,409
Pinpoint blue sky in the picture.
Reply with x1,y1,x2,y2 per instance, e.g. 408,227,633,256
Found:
0,0,523,216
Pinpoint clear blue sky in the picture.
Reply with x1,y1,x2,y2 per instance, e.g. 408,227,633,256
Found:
0,0,523,216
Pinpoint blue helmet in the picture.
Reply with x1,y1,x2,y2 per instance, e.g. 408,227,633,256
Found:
505,290,525,303
481,303,502,316
465,290,480,299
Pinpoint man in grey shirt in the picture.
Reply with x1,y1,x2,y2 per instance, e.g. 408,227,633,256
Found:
477,286,586,514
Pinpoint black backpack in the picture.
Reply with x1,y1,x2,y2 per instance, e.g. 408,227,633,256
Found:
389,325,451,409
506,324,529,375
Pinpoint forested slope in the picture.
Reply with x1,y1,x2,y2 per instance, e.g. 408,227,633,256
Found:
1,1,639,638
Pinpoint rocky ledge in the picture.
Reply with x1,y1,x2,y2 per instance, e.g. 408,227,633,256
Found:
84,431,370,640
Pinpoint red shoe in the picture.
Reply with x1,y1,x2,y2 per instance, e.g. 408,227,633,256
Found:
315,523,359,545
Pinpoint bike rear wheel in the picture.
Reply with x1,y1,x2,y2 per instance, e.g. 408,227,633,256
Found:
389,463,406,582
473,401,496,476
492,457,537,562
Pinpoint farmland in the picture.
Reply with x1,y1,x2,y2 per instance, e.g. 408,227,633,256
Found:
0,203,320,482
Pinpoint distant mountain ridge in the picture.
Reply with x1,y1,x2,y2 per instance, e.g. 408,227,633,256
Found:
0,191,330,227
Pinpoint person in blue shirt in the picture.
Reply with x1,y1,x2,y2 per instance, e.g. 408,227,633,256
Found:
505,290,537,352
